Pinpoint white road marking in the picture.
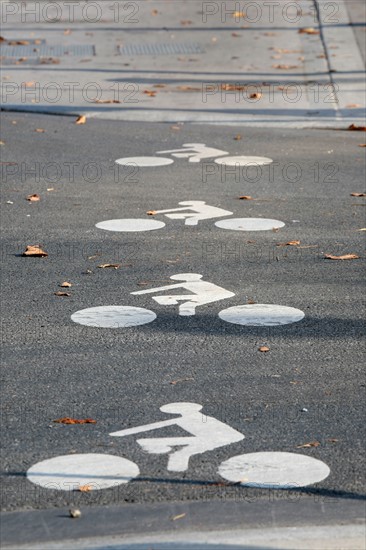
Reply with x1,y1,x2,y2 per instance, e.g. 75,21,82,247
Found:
131,273,235,316
214,156,273,166
115,157,174,167
156,143,229,163
27,454,139,490
152,200,233,226
71,306,156,328
110,403,244,472
218,452,330,488
96,219,165,232
218,304,305,326
215,218,285,231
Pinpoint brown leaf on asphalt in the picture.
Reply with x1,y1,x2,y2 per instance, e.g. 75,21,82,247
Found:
296,441,320,448
221,83,247,91
234,134,242,140
151,9,158,15
348,124,366,131
298,28,320,35
0,141,5,146
170,377,194,385
171,125,181,131
69,508,81,518
276,240,300,247
232,11,246,18
176,85,201,92
60,281,72,287
75,115,86,125
250,92,262,99
53,417,97,424
22,245,48,257
97,263,120,269
8,40,30,45
64,29,71,35
258,346,270,353
146,210,157,215
54,291,70,297
231,32,241,37
324,253,360,260
26,194,40,201
143,90,157,97
77,485,92,492
247,299,257,304
35,128,45,133
171,513,186,521
346,104,361,108
358,144,366,147
272,64,299,69
181,20,193,25
25,81,36,87
327,438,339,443
153,84,166,88
239,195,253,200
350,192,366,197
93,99,121,104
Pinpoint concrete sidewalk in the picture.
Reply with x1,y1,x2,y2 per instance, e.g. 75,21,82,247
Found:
1,0,365,126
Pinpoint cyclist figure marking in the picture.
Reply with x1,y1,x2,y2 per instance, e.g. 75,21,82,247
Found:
110,403,245,472
131,273,235,316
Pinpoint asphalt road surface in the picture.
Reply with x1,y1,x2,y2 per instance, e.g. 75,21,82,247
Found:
1,112,365,523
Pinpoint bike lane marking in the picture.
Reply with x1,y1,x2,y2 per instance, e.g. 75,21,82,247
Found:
71,306,156,328
26,404,330,491
215,218,285,231
219,304,305,326
95,219,165,232
115,157,174,167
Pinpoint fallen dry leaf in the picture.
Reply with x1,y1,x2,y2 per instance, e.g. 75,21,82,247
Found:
258,346,270,353
64,29,71,35
97,263,120,269
346,104,361,109
277,240,300,247
350,192,366,197
53,417,97,424
171,513,186,521
232,11,246,18
296,441,320,448
0,141,4,145
239,195,253,200
154,84,166,88
35,128,45,133
348,124,366,131
272,64,299,69
358,144,366,147
324,253,360,260
146,210,157,216
357,228,366,231
221,83,247,91
22,245,48,257
171,125,181,131
176,85,201,92
60,281,72,287
181,20,192,25
69,508,81,518
75,115,86,125
298,27,320,35
93,99,121,104
170,377,194,385
234,134,242,140
327,438,339,443
54,291,70,297
143,90,157,97
26,194,40,202
77,485,92,492
247,299,257,304
151,9,158,15
250,92,262,99
231,32,241,37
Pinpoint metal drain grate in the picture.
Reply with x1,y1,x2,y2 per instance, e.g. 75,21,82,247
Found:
0,44,95,57
118,43,205,56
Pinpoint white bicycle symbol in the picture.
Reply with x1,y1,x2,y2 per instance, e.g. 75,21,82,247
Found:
27,403,330,492
71,273,305,328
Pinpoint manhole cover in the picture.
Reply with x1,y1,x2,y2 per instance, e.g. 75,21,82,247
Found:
118,43,205,56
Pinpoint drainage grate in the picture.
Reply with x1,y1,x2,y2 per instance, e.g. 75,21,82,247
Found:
118,43,205,56
0,44,95,57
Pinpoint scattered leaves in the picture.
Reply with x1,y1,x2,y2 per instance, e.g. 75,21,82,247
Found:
170,377,194,385
171,513,186,521
53,417,97,424
324,253,359,260
22,245,48,257
54,291,71,297
298,28,320,35
26,194,40,202
258,346,270,353
239,195,253,200
60,281,72,287
348,124,366,131
97,263,120,269
77,485,92,492
296,441,320,448
350,192,366,197
75,115,86,125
